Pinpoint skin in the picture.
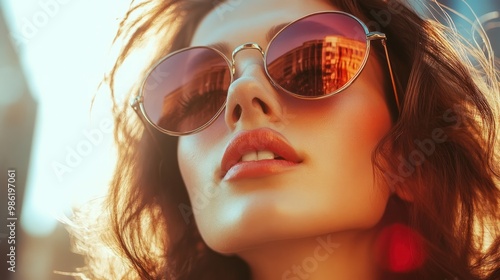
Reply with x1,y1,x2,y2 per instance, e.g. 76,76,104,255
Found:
177,0,396,278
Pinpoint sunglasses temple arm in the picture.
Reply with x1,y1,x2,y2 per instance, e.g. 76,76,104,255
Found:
130,96,146,123
380,40,401,113
369,32,401,113
130,96,170,156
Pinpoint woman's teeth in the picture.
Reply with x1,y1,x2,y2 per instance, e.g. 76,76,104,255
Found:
241,150,276,162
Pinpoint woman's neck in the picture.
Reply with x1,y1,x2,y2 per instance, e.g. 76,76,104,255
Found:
237,230,379,280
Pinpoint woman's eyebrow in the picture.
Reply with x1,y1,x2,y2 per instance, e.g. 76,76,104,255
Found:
205,22,291,56
206,42,231,55
266,22,289,42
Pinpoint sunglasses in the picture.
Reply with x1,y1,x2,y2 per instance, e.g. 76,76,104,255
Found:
131,11,400,136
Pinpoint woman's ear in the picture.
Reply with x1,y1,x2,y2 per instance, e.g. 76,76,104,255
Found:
377,170,414,202
393,185,414,202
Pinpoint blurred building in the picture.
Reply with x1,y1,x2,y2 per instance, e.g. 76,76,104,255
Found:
0,6,37,280
435,0,500,64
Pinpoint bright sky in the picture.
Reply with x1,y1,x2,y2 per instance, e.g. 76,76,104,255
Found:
1,0,131,236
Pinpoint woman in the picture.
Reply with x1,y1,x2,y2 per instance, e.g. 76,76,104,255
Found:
72,0,499,279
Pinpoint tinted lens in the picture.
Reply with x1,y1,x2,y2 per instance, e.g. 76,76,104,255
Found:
142,47,231,133
266,13,368,97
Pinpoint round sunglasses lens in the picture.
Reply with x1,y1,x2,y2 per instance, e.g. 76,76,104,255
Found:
142,47,231,134
266,13,368,97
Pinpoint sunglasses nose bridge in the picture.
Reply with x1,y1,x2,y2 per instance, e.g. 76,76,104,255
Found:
231,43,265,74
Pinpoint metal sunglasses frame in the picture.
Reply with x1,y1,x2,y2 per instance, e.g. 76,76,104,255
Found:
131,11,401,136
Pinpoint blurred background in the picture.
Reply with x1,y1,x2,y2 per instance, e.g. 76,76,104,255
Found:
0,1,130,279
0,1,498,280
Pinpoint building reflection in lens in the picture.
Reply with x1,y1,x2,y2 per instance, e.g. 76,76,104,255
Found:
157,65,230,133
155,35,365,132
267,35,366,96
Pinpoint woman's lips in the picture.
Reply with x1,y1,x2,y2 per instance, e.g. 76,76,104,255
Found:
220,128,302,181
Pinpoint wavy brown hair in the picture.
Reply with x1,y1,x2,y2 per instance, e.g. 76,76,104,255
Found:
70,0,500,279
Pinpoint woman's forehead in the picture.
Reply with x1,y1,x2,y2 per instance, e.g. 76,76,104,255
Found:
190,0,339,46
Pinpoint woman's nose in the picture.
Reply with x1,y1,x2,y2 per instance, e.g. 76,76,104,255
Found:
224,54,284,131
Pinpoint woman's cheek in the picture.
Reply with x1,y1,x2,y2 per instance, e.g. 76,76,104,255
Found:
177,124,227,203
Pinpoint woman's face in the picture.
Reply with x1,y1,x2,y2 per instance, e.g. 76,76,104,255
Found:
177,0,393,254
